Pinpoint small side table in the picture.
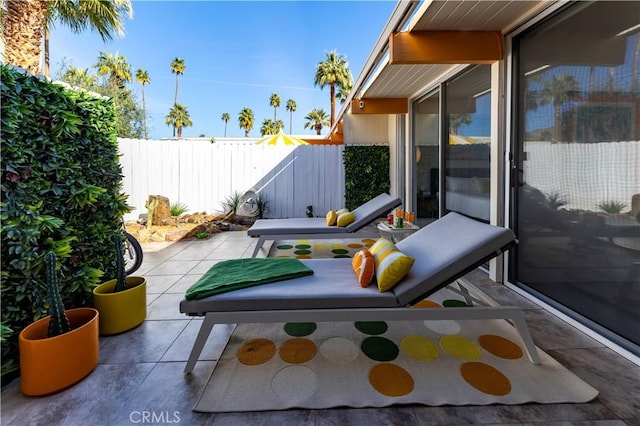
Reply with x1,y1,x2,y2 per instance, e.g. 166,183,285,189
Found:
377,222,420,243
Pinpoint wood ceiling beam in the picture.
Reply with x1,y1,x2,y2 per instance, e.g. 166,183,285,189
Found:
389,31,503,64
351,98,408,115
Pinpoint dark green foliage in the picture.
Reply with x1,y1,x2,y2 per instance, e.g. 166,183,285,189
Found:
46,252,71,337
114,235,127,292
1,65,130,380
343,146,390,210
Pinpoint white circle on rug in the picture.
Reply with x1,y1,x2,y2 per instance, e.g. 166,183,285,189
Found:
271,365,319,403
424,320,461,334
319,337,359,364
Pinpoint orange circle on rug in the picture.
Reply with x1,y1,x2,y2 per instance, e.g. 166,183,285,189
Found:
296,255,312,259
413,300,441,308
440,335,482,361
237,338,276,365
369,363,414,396
361,238,377,245
347,243,364,249
478,334,523,360
279,338,317,364
460,362,512,396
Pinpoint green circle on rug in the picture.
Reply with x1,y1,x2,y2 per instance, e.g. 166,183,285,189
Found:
331,249,349,255
355,321,388,335
295,244,311,249
361,336,399,362
443,299,470,307
284,322,317,337
333,254,351,258
276,245,293,250
294,249,312,255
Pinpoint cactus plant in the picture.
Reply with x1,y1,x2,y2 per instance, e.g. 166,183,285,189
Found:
45,252,71,338
145,198,158,229
114,235,127,292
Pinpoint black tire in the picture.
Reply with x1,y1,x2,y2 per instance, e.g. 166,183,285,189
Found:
124,232,143,275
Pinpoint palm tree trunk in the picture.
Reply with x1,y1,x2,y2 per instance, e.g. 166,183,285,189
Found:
289,111,293,134
224,123,227,137
3,0,47,74
142,85,147,139
177,126,182,138
44,26,50,77
330,83,336,127
174,76,179,105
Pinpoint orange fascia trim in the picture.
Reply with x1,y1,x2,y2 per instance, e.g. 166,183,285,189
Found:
351,98,408,115
390,31,503,64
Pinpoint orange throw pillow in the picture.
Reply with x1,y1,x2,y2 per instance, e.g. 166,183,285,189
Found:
352,250,375,288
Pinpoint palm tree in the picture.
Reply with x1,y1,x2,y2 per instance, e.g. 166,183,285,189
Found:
170,57,185,105
165,103,192,138
62,66,97,89
303,108,330,135
260,119,277,136
269,93,281,122
43,0,132,77
2,0,132,76
539,74,581,142
135,69,150,139
336,79,353,104
238,107,254,137
286,99,297,134
221,112,231,137
314,50,352,127
95,51,132,90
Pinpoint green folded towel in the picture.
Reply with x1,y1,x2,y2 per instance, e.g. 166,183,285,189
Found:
185,258,314,300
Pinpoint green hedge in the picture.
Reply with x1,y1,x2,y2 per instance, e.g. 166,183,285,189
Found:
1,66,130,381
343,145,390,210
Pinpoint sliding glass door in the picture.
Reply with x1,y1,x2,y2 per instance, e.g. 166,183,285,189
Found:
512,1,640,353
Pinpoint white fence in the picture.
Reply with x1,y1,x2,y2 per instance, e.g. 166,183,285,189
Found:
118,138,345,221
524,140,640,212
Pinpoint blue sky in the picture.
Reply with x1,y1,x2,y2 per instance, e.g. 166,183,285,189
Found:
49,1,397,139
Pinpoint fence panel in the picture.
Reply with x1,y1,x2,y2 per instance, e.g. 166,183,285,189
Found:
118,138,345,221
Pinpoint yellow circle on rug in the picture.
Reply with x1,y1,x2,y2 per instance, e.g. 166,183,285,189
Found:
237,338,276,365
400,335,439,361
440,335,482,361
478,334,523,360
369,363,414,397
279,338,317,364
460,362,512,396
313,243,329,250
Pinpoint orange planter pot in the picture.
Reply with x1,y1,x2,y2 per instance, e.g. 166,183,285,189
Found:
19,307,100,396
92,277,146,335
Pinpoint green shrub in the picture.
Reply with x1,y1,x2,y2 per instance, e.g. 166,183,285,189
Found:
1,65,130,382
170,201,189,217
195,232,210,239
222,191,243,215
343,145,390,210
597,200,627,214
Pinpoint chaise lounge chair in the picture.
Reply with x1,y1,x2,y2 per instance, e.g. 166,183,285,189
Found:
247,193,402,257
180,212,541,374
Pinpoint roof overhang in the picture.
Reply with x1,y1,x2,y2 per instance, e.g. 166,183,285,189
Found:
334,0,551,131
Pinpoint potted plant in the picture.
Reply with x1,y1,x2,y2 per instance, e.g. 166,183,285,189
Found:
19,252,100,396
92,235,146,335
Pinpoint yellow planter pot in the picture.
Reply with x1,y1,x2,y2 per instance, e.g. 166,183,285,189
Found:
19,307,100,396
92,277,147,335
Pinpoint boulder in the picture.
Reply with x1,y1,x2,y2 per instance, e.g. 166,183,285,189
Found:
148,195,171,226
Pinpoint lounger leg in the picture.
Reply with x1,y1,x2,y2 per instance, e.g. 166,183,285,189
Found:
510,311,541,364
251,236,267,258
184,315,216,374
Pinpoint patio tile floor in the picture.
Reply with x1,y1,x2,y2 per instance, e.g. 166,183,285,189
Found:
2,230,638,425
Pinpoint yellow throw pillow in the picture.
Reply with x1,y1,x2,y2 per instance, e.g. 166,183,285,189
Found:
336,208,349,216
336,211,355,227
352,250,375,288
326,210,337,226
369,237,415,292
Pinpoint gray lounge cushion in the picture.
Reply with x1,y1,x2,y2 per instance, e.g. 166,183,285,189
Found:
392,212,516,306
246,193,400,237
180,259,398,315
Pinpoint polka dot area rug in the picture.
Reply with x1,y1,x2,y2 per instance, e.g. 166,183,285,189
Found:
268,238,378,259
193,289,598,413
